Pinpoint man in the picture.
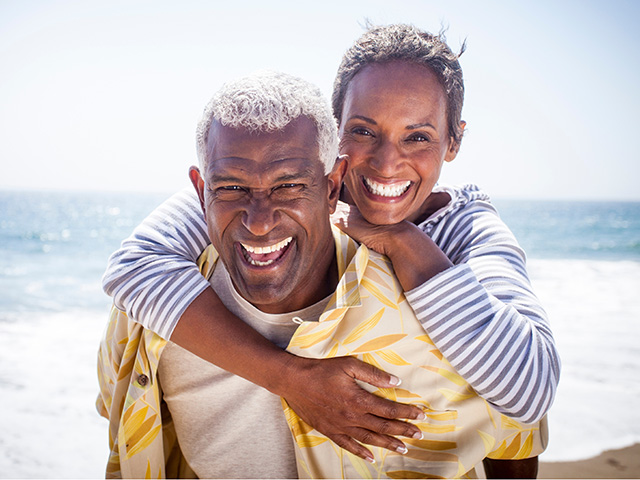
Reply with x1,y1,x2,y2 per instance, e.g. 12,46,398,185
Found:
97,71,545,478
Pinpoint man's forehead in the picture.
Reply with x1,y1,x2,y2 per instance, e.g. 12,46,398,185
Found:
205,117,323,178
207,156,321,182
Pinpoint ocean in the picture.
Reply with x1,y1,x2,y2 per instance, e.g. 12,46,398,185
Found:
1,189,639,478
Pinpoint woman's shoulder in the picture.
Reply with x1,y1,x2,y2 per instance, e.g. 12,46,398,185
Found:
423,184,495,227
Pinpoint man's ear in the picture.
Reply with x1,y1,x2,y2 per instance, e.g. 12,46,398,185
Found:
189,166,206,214
327,155,348,214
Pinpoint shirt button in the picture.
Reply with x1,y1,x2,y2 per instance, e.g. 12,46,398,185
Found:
138,374,149,386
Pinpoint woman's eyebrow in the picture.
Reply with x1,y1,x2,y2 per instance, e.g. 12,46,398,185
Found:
406,122,436,130
346,114,376,125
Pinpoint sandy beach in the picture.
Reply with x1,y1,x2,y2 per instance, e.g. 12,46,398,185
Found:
539,443,640,479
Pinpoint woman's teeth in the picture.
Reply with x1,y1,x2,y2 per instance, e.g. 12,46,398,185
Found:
364,177,411,197
241,237,293,266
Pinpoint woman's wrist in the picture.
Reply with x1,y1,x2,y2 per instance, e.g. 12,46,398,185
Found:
382,222,452,291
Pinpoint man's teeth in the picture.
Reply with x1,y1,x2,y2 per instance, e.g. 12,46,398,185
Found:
241,237,292,266
364,178,411,197
242,237,292,254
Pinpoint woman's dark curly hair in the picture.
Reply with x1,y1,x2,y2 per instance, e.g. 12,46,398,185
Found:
332,24,466,145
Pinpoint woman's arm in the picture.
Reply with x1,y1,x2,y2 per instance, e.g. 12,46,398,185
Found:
102,188,426,461
333,196,560,425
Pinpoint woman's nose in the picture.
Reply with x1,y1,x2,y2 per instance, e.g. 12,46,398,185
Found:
368,139,403,177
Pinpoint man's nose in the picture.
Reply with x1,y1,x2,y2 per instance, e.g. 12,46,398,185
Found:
241,195,280,236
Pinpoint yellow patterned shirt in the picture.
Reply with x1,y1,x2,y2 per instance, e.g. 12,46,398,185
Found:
97,226,546,478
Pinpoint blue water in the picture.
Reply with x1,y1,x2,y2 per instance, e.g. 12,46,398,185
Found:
1,189,639,476
493,199,640,261
0,190,169,316
1,190,638,317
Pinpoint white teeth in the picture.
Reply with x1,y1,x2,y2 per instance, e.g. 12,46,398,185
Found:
364,178,411,197
241,237,293,266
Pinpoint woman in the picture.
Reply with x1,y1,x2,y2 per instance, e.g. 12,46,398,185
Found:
103,24,559,468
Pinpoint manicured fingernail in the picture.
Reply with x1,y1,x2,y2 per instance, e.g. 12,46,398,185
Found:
396,445,408,454
417,411,426,421
389,375,402,386
365,455,376,464
412,431,423,440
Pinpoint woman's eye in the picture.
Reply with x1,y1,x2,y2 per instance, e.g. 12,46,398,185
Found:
352,127,373,137
408,133,430,143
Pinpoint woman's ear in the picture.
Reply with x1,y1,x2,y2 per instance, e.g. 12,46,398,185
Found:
189,166,206,213
445,120,466,163
327,155,349,213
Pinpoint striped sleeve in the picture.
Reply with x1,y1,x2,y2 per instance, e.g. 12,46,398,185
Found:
405,192,560,424
101,188,210,340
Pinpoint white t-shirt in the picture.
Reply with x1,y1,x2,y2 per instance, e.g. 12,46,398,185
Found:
158,260,329,479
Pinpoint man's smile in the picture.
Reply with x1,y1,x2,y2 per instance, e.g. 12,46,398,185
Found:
239,236,293,267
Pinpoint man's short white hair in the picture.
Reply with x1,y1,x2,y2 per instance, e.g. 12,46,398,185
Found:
196,71,339,175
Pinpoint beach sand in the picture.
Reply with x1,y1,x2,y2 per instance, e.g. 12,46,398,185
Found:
539,443,640,478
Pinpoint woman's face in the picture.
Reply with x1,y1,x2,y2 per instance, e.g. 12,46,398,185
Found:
339,61,462,225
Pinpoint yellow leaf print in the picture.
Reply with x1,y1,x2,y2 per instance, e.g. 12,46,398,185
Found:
124,424,162,459
122,406,149,439
373,387,397,401
438,387,475,402
420,366,466,386
415,334,435,345
476,430,496,455
489,439,508,459
363,267,391,289
288,321,340,349
296,435,329,448
361,278,398,309
387,470,446,479
126,415,158,451
352,334,407,354
404,448,458,463
346,452,373,479
502,432,522,458
320,306,350,323
404,438,457,450
417,423,457,435
515,432,534,459
376,349,411,366
392,388,422,399
325,342,340,358
342,308,385,345
501,414,526,431
423,410,458,421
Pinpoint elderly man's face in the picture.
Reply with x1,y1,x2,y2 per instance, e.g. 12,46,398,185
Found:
191,116,344,313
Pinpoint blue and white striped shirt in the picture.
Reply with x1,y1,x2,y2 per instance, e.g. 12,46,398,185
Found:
102,183,560,424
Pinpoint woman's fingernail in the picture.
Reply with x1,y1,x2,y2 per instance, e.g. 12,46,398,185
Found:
365,455,376,464
396,445,408,454
417,411,427,420
413,431,423,440
389,375,402,386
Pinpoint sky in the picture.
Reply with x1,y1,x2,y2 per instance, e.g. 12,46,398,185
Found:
1,0,639,200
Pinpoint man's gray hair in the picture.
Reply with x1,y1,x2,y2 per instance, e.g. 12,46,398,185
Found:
196,71,339,175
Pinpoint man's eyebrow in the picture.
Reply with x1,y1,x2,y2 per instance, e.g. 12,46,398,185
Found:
273,168,316,183
207,173,245,184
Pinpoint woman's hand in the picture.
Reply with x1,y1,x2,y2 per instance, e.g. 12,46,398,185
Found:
278,354,426,463
332,202,409,257
332,202,453,291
